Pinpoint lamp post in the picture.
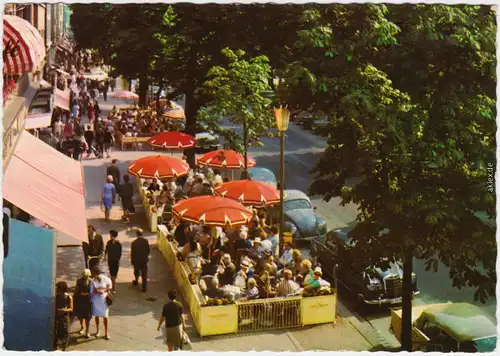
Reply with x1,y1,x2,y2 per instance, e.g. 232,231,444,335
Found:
273,106,290,244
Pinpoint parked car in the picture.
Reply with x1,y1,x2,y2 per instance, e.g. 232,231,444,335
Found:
183,122,220,152
235,167,278,188
267,190,327,240
311,118,330,137
195,132,220,152
310,227,419,305
390,303,497,352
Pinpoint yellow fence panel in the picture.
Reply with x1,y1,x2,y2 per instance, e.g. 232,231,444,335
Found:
301,294,336,325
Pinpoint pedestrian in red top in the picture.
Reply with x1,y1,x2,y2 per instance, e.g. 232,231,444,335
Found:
88,101,95,123
63,119,73,139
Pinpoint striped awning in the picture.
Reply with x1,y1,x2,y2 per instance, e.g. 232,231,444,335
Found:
3,15,46,75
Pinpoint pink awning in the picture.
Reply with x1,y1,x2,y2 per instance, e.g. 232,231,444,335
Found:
25,113,52,129
54,88,70,111
3,131,87,242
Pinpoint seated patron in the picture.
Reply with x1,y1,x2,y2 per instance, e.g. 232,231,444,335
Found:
276,269,300,297
205,278,225,299
218,254,236,286
303,267,325,291
240,278,259,300
147,178,161,192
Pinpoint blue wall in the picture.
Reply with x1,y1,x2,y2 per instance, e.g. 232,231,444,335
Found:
3,219,56,351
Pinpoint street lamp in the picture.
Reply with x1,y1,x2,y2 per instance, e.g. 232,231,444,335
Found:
274,106,290,244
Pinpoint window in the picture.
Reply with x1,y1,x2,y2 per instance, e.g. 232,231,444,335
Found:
421,320,458,352
284,199,311,211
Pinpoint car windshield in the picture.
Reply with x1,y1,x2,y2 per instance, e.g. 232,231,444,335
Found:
460,337,497,352
284,199,311,211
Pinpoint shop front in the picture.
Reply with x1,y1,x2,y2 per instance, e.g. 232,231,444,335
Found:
3,131,88,350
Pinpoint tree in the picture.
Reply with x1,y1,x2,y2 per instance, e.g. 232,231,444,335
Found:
198,48,274,174
280,4,496,351
150,4,309,167
71,4,173,106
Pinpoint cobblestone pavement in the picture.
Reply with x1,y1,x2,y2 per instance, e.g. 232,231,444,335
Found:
55,82,376,352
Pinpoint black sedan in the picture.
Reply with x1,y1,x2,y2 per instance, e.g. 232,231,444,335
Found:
311,227,420,306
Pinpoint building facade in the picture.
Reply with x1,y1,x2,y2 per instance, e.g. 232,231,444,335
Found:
2,4,84,351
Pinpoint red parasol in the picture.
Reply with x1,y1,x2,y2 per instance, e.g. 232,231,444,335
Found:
214,180,282,206
197,150,256,169
172,196,253,227
148,131,196,149
111,90,139,100
128,155,190,179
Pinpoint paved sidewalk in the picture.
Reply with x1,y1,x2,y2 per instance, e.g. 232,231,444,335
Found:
55,81,374,352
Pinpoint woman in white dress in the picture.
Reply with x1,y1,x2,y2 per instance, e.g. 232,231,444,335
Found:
90,267,112,340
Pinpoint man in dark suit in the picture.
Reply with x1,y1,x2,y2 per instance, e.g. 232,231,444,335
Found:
106,159,121,187
131,228,150,293
83,225,104,271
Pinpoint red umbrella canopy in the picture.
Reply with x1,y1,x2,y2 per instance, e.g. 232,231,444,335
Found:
197,150,256,169
128,155,190,179
214,180,282,206
148,131,196,149
172,196,253,227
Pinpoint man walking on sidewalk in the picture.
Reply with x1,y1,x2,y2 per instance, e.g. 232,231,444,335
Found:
83,225,104,271
131,228,150,293
106,159,121,187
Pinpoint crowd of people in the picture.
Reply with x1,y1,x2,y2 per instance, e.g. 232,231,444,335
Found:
46,76,118,160
111,103,185,140
97,158,332,304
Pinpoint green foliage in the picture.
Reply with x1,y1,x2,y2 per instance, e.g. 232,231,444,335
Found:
199,48,274,164
282,4,496,349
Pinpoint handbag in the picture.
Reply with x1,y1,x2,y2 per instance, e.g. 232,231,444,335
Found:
180,323,192,350
105,291,113,306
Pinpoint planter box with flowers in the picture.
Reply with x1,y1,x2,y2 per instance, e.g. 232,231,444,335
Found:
198,300,238,336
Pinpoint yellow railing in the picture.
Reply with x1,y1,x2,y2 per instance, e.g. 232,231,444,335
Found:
156,226,336,337
137,178,158,232
237,297,302,333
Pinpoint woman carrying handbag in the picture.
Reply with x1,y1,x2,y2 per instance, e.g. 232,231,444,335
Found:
90,267,112,340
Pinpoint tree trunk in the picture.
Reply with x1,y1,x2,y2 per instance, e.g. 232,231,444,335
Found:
184,88,198,168
138,73,149,108
242,117,249,178
401,243,414,352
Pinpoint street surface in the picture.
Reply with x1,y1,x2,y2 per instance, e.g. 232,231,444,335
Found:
56,84,376,351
